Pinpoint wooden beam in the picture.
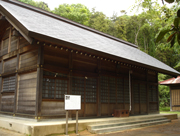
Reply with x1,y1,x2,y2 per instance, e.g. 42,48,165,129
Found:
35,45,44,117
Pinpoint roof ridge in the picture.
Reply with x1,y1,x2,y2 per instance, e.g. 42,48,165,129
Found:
1,0,138,48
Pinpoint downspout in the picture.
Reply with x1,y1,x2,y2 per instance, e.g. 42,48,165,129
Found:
129,70,132,112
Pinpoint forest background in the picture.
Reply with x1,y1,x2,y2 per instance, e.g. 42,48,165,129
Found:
18,0,180,108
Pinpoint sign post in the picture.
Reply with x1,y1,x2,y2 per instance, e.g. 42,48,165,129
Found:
64,95,81,136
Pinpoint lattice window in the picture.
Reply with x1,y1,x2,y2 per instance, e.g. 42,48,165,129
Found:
85,78,97,103
56,79,68,99
42,71,68,100
43,78,55,99
109,77,116,103
72,77,85,102
2,76,16,92
117,78,123,103
149,85,158,102
100,76,109,103
133,83,139,103
140,84,147,103
124,79,129,103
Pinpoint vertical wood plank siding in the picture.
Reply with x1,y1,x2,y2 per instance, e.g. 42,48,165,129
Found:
0,24,159,117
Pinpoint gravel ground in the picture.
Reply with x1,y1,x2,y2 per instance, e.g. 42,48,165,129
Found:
1,118,180,136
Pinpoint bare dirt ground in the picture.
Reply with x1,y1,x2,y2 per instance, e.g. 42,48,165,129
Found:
55,118,180,136
1,119,180,136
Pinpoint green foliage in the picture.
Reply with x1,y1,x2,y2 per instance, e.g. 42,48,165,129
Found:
18,0,50,11
52,4,90,26
88,8,110,33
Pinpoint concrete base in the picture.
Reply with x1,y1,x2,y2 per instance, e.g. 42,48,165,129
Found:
0,114,177,136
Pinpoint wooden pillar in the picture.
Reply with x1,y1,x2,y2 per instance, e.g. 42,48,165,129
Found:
0,59,4,111
13,53,19,114
146,71,149,114
139,84,141,114
97,60,101,116
35,45,44,117
123,78,125,109
156,73,159,113
0,60,3,111
131,78,134,115
68,52,73,118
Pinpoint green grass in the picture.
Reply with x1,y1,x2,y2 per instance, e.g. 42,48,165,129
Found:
159,107,170,111
160,111,180,115
160,106,180,116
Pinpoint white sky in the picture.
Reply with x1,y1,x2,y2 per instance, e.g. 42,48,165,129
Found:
35,0,173,17
35,0,140,17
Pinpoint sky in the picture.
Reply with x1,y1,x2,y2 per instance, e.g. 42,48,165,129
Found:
35,0,140,17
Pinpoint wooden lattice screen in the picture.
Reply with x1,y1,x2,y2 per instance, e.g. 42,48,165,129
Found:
1,75,16,112
117,78,123,103
42,71,68,100
72,76,97,103
124,79,129,103
2,76,16,92
100,76,109,103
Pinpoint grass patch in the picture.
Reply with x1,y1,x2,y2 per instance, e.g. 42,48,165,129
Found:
160,111,180,115
160,107,170,111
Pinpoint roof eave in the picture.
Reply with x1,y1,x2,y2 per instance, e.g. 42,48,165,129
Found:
28,31,180,77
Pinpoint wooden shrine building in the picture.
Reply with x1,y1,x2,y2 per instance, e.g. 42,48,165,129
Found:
0,0,179,119
160,76,180,111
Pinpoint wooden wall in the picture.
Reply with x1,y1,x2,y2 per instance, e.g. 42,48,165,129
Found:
171,86,180,111
0,23,159,118
42,45,159,118
0,25,38,116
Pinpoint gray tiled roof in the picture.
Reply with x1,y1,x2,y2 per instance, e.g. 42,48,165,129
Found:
0,0,179,76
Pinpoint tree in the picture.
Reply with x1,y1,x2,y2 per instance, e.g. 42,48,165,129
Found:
88,8,110,33
18,0,50,11
108,13,127,41
52,4,90,26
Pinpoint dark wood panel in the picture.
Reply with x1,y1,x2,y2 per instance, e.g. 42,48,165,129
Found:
17,72,37,115
1,94,14,112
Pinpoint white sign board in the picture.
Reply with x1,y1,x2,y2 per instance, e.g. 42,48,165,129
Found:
64,95,81,110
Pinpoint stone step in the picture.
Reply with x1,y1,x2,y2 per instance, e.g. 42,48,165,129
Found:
87,117,168,131
88,118,171,134
87,116,167,126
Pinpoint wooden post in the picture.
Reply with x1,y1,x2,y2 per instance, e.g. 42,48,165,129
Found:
68,52,72,118
13,53,19,114
156,73,159,113
146,71,149,114
139,84,141,114
35,45,44,117
76,110,78,134
0,77,2,111
97,60,101,116
66,110,68,136
0,60,3,111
